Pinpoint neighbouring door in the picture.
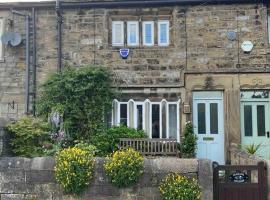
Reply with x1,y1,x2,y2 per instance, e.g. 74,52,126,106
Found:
241,96,270,159
193,92,225,164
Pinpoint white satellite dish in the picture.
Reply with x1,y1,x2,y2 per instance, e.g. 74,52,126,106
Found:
1,32,22,47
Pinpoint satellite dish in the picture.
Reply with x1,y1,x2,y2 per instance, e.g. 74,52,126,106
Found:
10,32,22,46
1,32,22,46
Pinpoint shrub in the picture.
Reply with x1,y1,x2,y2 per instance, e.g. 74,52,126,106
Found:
6,117,50,157
241,143,262,155
54,147,95,194
181,122,198,158
104,148,144,187
91,125,146,156
37,66,115,142
74,141,97,157
159,173,201,200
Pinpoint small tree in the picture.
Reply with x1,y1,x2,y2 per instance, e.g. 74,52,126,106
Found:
181,121,198,158
37,66,115,142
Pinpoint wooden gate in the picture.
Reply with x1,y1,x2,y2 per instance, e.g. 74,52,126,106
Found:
213,161,267,200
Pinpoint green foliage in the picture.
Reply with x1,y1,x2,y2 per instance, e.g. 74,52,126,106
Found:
37,66,115,142
54,147,95,195
159,173,201,200
242,143,262,155
181,122,198,158
104,148,144,187
91,125,146,156
74,141,97,157
6,117,50,157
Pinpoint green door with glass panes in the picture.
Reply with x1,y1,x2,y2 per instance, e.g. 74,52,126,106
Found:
241,91,270,159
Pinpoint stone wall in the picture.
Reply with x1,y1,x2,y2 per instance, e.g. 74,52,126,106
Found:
229,143,270,199
0,157,213,200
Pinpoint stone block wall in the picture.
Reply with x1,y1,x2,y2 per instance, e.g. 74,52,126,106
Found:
0,157,213,200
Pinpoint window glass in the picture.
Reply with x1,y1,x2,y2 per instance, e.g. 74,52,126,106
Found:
168,104,177,139
244,105,253,136
0,19,4,60
112,21,124,46
152,104,160,138
127,22,138,45
136,105,143,130
158,21,169,46
210,103,218,134
257,105,265,136
143,22,154,45
162,101,167,138
198,103,206,134
120,104,127,126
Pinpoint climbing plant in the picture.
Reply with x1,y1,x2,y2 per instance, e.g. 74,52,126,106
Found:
37,66,115,142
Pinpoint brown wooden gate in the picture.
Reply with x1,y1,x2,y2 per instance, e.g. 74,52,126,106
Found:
213,161,267,200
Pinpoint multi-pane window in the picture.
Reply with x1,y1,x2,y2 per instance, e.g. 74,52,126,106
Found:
112,99,180,141
112,21,124,46
127,21,139,46
158,21,169,46
143,21,154,46
111,20,170,46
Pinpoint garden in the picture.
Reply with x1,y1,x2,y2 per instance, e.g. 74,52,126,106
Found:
5,66,201,200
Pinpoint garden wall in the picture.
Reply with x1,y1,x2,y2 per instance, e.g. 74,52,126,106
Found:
0,157,213,200
229,143,270,199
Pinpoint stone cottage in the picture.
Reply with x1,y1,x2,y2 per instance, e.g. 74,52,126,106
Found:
0,0,269,164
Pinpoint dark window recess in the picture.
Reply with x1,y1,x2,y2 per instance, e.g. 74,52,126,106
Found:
210,103,218,134
244,105,253,137
257,105,265,137
152,104,160,138
136,105,143,130
198,103,206,134
120,104,128,126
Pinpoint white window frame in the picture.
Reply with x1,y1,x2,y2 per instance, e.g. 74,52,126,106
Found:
0,18,4,61
150,102,162,139
134,102,145,130
117,102,129,126
127,21,139,46
112,21,124,46
166,100,180,142
158,20,170,46
142,21,154,46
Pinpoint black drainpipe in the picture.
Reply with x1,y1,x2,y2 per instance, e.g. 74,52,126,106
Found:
11,10,30,115
56,0,62,72
32,7,37,116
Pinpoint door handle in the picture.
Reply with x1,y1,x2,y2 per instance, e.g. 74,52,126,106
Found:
267,132,270,138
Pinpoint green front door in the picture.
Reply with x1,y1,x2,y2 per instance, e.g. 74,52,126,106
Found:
241,91,270,159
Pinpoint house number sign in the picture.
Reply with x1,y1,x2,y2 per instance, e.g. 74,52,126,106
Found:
229,171,249,183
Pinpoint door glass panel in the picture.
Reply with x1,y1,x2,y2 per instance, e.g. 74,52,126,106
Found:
257,105,265,136
136,105,143,130
244,105,252,136
168,104,177,139
120,104,127,126
152,104,160,138
210,103,218,134
198,103,206,134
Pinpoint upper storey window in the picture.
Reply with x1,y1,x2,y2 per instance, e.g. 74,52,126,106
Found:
158,21,169,46
143,21,154,46
112,21,124,46
0,18,4,61
111,20,170,47
127,21,139,46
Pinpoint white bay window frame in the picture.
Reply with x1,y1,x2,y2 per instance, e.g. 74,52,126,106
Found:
112,21,124,46
127,21,139,46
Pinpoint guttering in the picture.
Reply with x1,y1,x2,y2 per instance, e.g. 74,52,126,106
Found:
0,0,268,10
56,0,62,72
11,10,31,115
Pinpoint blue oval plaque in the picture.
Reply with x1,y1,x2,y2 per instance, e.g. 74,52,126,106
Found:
229,171,249,183
119,48,130,59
